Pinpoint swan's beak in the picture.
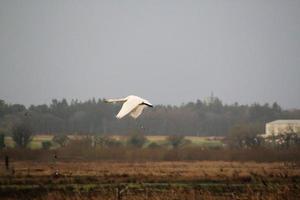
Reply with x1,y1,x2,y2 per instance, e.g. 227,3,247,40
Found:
142,102,153,107
147,103,153,107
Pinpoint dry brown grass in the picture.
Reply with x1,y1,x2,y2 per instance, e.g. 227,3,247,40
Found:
1,161,299,179
2,146,300,163
1,144,300,199
0,161,299,199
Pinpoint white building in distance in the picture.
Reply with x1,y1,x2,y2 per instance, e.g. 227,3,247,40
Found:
265,120,300,136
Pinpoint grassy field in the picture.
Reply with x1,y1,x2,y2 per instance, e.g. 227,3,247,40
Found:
0,161,299,199
4,135,54,149
3,134,298,199
4,135,224,149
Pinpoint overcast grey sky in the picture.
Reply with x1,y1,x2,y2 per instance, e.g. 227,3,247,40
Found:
0,0,299,108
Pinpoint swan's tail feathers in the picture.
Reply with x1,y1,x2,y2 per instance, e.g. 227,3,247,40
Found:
104,98,127,104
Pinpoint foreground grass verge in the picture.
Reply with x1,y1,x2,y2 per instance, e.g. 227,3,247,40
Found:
0,161,299,199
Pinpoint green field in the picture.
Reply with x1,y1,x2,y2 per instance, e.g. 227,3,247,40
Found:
5,135,53,149
4,135,224,149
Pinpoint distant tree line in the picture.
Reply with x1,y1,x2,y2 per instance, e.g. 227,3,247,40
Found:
0,97,300,136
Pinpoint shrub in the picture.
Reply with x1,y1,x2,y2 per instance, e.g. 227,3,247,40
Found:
147,142,161,149
59,136,95,159
42,141,52,150
53,135,69,147
12,122,32,148
0,134,5,149
0,127,7,149
226,124,262,149
264,133,300,149
126,133,148,148
95,135,122,148
167,135,190,148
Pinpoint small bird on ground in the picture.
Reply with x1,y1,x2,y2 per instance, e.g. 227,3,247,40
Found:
104,95,153,119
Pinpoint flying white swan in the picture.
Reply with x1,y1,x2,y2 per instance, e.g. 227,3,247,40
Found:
104,95,153,119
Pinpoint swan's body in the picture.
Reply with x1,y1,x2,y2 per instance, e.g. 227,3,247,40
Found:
104,95,153,119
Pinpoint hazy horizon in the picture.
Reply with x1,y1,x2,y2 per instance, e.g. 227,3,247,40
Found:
1,1,300,109
0,94,296,110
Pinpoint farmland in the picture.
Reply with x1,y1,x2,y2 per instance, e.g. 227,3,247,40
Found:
2,135,300,199
0,161,299,199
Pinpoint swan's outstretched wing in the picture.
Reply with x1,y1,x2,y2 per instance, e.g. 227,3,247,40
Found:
116,98,143,119
104,98,126,103
130,105,147,118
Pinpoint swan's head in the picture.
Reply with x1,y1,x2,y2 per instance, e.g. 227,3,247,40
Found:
142,100,153,107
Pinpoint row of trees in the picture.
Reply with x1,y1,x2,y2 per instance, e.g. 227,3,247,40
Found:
2,120,299,150
0,97,300,136
2,123,299,155
0,122,191,150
